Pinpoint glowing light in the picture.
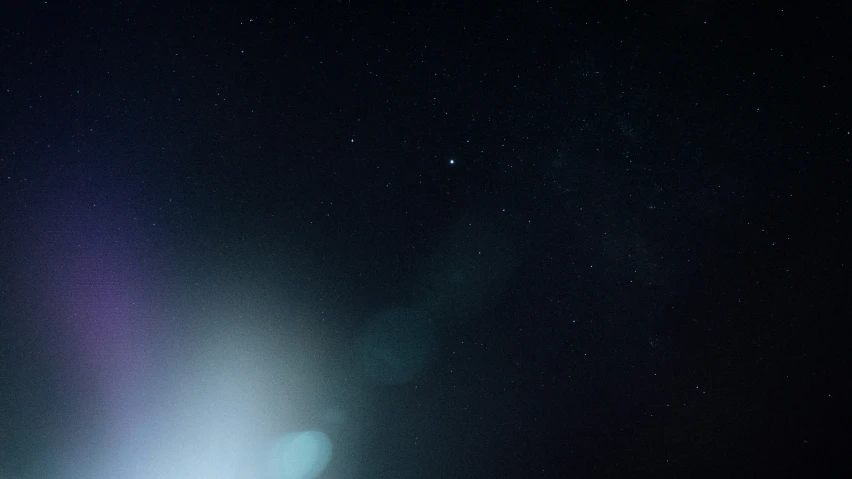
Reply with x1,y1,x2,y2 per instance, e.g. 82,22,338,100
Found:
266,431,333,479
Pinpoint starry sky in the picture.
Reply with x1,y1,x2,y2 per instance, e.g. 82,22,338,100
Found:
0,1,849,478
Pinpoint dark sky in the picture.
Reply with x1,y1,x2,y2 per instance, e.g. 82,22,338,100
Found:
1,1,849,478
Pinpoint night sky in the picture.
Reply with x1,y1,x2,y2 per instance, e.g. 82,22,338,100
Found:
1,1,850,478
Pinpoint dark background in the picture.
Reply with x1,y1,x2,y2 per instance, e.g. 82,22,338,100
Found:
1,1,849,477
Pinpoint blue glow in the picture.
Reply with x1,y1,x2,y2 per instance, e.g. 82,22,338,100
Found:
266,430,333,479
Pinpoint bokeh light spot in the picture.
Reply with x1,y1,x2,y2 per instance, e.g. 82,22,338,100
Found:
266,430,333,479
